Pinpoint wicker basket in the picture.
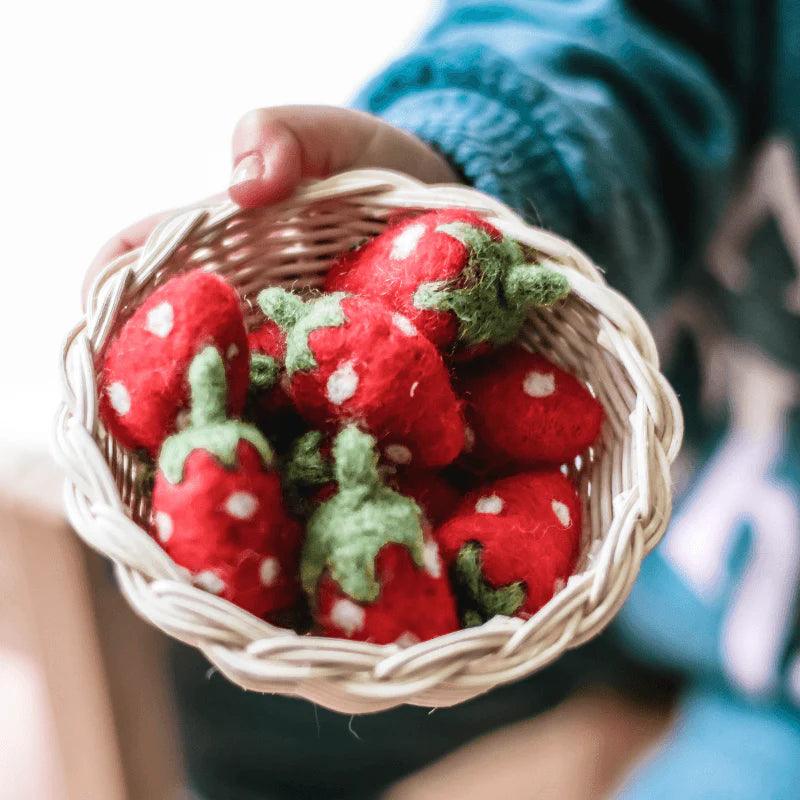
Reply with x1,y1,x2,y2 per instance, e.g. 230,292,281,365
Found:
54,169,682,714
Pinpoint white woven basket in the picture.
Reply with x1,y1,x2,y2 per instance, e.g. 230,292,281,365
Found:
54,169,682,714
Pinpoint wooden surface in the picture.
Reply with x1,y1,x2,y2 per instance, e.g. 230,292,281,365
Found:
0,450,183,800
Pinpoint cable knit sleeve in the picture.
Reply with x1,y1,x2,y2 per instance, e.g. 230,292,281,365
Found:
354,1,743,312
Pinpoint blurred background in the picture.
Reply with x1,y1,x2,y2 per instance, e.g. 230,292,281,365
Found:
4,2,800,799
0,2,432,797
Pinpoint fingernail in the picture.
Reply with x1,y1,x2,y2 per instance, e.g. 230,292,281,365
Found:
230,152,263,187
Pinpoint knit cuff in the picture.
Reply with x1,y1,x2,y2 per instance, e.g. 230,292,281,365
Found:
354,46,587,244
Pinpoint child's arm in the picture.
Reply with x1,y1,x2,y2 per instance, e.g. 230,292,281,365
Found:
354,0,748,310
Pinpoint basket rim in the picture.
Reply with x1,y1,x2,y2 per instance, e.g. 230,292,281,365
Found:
54,168,683,713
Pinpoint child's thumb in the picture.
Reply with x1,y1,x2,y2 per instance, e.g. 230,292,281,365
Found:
229,106,457,208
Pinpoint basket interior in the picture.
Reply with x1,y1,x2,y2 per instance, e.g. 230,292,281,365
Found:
95,194,640,611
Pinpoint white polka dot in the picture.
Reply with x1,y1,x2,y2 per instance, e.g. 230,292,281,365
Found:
107,382,131,416
384,444,412,465
326,360,359,405
523,370,556,398
194,570,225,595
154,511,173,543
475,495,504,515
422,538,442,578
392,313,418,336
226,343,239,360
409,381,419,398
330,598,366,635
395,631,421,648
258,557,280,587
144,301,174,338
390,223,426,260
175,408,191,430
551,499,571,527
224,491,258,520
463,426,476,453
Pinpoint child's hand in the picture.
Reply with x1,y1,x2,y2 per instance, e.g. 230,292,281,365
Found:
84,106,457,303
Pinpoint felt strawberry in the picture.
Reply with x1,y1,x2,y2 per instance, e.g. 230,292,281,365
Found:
457,345,604,470
301,426,458,644
98,270,249,456
324,209,569,354
436,471,582,624
257,288,465,468
151,345,302,619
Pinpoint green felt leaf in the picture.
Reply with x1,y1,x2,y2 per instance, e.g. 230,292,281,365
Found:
300,426,425,603
257,288,347,375
159,422,274,485
284,430,333,488
454,541,526,624
157,345,274,484
413,223,569,347
249,353,279,392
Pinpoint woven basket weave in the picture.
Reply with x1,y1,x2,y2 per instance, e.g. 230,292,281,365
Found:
55,169,682,714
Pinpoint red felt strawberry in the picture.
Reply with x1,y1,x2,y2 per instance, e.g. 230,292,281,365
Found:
258,288,465,468
436,472,582,624
98,270,249,456
324,209,569,354
457,345,604,470
301,426,458,644
151,345,302,619
455,469,581,530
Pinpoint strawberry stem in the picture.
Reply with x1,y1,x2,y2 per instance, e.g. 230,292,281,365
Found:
503,264,569,311
285,430,333,488
414,223,570,348
257,287,307,332
300,425,425,603
188,346,228,427
454,541,526,623
258,289,347,375
249,353,279,392
332,425,380,496
158,345,274,484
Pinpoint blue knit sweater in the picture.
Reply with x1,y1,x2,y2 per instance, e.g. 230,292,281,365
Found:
174,5,800,798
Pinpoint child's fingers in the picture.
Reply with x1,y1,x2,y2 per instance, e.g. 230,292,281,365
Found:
82,212,170,307
229,106,457,208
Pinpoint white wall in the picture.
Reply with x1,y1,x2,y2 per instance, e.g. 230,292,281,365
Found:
1,0,432,449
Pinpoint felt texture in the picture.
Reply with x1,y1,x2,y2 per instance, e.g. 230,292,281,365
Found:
283,431,459,525
455,469,581,533
457,345,604,469
391,469,461,527
158,347,273,484
455,542,526,624
324,209,568,354
153,443,301,617
300,426,426,603
436,470,582,622
315,540,459,644
258,289,465,468
98,270,249,456
152,346,301,618
248,320,289,411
